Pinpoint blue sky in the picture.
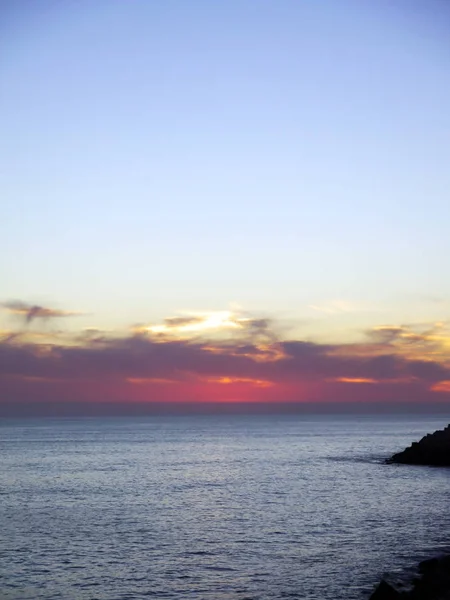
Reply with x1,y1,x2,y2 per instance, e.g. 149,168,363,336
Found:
1,0,449,338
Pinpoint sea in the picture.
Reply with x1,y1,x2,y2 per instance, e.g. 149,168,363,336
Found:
1,414,450,600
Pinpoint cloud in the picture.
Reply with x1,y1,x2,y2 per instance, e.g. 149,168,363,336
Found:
368,325,406,344
144,310,242,336
2,300,82,324
1,328,449,394
1,330,23,343
364,322,450,363
432,380,450,393
335,378,378,384
162,316,205,329
1,306,450,413
141,309,280,345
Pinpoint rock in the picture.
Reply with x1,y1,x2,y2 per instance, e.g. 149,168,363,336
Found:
412,555,450,599
369,579,404,599
369,555,450,599
386,424,450,466
418,557,439,574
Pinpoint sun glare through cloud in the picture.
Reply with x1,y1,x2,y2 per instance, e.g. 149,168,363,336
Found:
145,310,244,336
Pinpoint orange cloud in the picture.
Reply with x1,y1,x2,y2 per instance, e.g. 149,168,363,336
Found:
335,377,378,384
202,376,274,388
431,380,450,393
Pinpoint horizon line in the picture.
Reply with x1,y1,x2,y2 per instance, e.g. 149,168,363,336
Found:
2,401,450,418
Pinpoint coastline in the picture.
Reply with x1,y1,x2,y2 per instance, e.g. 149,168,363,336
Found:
370,423,450,598
369,554,450,599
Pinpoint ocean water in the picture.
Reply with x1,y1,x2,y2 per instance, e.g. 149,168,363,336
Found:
1,414,450,600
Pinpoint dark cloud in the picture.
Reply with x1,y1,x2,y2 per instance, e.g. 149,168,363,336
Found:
1,331,22,344
164,316,204,328
2,300,81,324
241,317,279,344
367,326,406,344
366,323,448,349
405,359,449,382
1,332,449,388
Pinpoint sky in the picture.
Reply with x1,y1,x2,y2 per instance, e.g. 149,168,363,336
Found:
1,0,450,415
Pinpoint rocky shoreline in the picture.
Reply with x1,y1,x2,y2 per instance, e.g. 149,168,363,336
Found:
369,555,450,599
386,423,450,467
368,423,450,598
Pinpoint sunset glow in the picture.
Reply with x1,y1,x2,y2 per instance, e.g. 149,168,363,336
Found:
1,302,450,414
1,1,450,416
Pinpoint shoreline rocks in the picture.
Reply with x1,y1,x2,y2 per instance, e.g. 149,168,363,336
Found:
386,423,450,466
370,423,450,597
369,555,450,599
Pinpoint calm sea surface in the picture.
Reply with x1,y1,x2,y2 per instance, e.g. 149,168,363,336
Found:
1,414,450,600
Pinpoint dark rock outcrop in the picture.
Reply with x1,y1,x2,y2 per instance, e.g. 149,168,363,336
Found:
371,426,450,598
369,555,450,599
370,579,403,599
387,423,450,466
